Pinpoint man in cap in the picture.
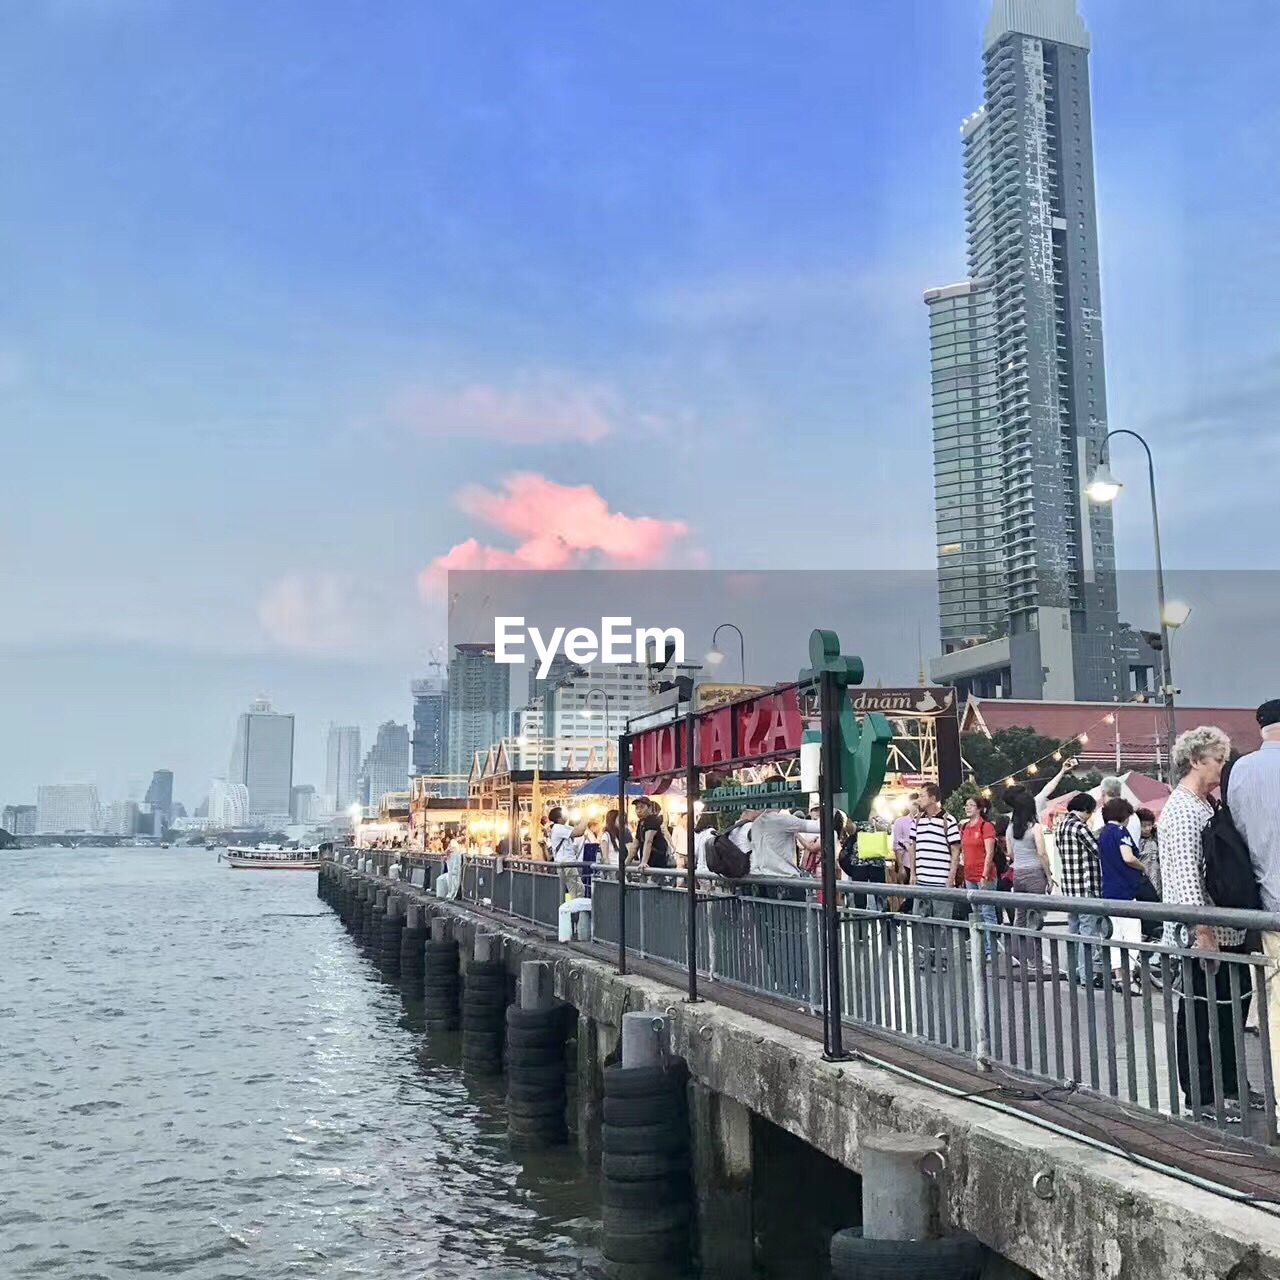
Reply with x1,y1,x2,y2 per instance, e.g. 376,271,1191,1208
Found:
1226,699,1280,1100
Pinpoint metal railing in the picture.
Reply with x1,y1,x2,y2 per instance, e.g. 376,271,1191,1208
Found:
333,848,1280,1143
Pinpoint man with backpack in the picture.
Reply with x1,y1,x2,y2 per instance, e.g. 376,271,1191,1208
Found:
1224,699,1280,1108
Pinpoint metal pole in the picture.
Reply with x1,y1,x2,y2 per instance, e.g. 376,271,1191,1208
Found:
685,706,700,1004
617,733,629,976
712,622,747,684
818,669,848,1060
1101,429,1177,783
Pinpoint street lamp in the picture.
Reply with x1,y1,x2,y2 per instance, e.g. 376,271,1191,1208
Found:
583,686,613,769
1086,429,1179,782
705,622,746,684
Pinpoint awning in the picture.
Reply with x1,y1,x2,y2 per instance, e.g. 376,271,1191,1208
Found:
568,773,645,797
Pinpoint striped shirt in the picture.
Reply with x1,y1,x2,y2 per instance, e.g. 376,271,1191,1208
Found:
1229,742,1280,915
911,813,960,887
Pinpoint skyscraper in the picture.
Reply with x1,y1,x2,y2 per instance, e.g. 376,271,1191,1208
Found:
410,675,448,775
36,784,101,833
446,643,510,776
144,770,174,825
2,805,37,836
325,724,362,810
290,783,317,823
360,721,411,808
208,778,251,827
228,697,295,822
927,0,1151,701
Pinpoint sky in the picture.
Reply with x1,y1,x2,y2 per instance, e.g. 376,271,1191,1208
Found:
1,1,1277,810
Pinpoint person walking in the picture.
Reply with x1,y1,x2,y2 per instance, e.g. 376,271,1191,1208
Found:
1160,726,1257,1121
1055,793,1105,987
1225,699,1280,1104
960,794,999,959
1004,789,1053,975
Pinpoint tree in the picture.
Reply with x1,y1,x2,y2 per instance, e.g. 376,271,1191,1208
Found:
962,726,1099,810
945,780,983,821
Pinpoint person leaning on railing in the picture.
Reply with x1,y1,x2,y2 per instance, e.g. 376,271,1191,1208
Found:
1055,792,1105,987
1160,725,1260,1121
1003,787,1055,975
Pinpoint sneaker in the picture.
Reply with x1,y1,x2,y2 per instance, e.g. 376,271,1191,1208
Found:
1193,1104,1243,1126
1234,1089,1267,1112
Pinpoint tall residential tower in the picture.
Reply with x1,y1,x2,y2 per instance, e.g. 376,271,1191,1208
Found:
927,0,1151,701
228,697,295,823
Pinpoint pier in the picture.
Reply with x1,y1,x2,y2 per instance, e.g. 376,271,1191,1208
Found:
320,851,1280,1280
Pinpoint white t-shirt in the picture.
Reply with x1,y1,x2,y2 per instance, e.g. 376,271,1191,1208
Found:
548,823,576,863
694,828,716,875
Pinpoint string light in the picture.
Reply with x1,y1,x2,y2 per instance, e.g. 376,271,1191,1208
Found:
1027,763,1039,775
1078,733,1089,745
1104,713,1116,725
982,788,992,799
1053,751,1063,762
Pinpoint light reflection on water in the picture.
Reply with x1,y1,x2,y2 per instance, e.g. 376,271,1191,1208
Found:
0,848,603,1278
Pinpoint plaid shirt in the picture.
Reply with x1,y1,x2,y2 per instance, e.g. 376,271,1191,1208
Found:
1055,812,1101,898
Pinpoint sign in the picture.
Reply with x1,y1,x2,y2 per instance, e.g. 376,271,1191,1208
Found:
701,777,807,810
849,687,957,717
695,682,771,711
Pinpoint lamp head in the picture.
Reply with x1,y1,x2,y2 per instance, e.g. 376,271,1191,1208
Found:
704,646,725,667
1162,600,1192,630
1086,462,1123,504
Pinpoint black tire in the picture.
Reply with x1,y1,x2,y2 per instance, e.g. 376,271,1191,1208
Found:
602,1229,689,1266
829,1229,987,1280
508,1098,566,1123
462,1055,503,1073
602,1122,688,1155
505,1044,563,1069
602,1150,691,1182
508,1116,567,1140
602,1203,691,1237
505,1026,565,1050
506,1062,566,1089
465,961,506,980
461,1010,504,1030
603,1094,687,1128
506,1079,566,1104
603,1064,687,1100
599,1172,691,1213
462,993,508,1012
424,980,460,998
505,1006,565,1031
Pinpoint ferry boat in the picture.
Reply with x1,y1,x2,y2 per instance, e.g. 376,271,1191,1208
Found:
223,844,322,871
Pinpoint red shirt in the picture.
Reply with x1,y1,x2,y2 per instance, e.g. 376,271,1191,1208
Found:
961,818,997,882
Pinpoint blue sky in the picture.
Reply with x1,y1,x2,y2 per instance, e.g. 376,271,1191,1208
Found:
2,1,1276,808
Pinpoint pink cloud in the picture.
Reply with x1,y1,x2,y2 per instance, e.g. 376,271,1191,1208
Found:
387,378,621,444
258,573,362,653
419,473,692,596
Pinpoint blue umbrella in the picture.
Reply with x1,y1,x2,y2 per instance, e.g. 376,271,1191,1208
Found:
569,773,645,797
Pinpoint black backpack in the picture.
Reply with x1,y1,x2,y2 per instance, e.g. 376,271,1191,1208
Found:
708,823,751,880
1202,799,1261,912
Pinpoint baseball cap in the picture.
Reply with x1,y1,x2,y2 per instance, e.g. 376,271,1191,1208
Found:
1257,700,1280,729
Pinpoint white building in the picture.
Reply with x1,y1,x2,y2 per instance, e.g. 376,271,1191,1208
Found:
229,697,295,821
104,800,140,836
360,721,410,808
208,779,251,827
36,784,101,833
539,661,654,769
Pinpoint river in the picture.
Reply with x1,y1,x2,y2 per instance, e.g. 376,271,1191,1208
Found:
0,847,604,1279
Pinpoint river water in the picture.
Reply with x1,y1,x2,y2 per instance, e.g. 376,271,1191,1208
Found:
0,847,604,1279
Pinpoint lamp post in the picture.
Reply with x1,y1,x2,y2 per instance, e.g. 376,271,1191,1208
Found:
705,622,746,684
1086,428,1179,782
583,686,613,769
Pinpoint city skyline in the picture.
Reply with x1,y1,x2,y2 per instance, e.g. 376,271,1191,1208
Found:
3,1,1277,798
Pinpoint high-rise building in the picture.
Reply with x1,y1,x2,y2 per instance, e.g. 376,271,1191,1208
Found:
927,0,1152,701
325,725,362,811
410,675,448,775
537,660,653,769
144,770,174,826
2,804,37,836
36,784,101,833
446,643,510,776
290,784,317,823
360,721,411,808
228,697,295,822
208,779,251,827
105,800,140,836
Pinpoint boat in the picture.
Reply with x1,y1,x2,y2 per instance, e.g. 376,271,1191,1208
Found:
223,843,322,870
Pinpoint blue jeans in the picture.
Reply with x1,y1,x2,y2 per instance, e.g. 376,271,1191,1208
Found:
1068,911,1104,984
966,879,998,958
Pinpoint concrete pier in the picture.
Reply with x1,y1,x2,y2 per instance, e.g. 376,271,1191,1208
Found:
321,861,1280,1280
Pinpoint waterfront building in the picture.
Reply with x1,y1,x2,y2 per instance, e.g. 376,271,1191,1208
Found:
228,698,295,822
144,770,174,827
925,0,1153,701
411,675,448,775
105,800,140,836
538,660,653,769
208,779,251,828
360,721,411,809
511,702,544,769
446,643,510,777
36,783,101,834
2,804,37,836
290,784,317,824
325,724,362,811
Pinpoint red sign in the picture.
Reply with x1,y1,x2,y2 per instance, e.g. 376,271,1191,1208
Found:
629,685,808,779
